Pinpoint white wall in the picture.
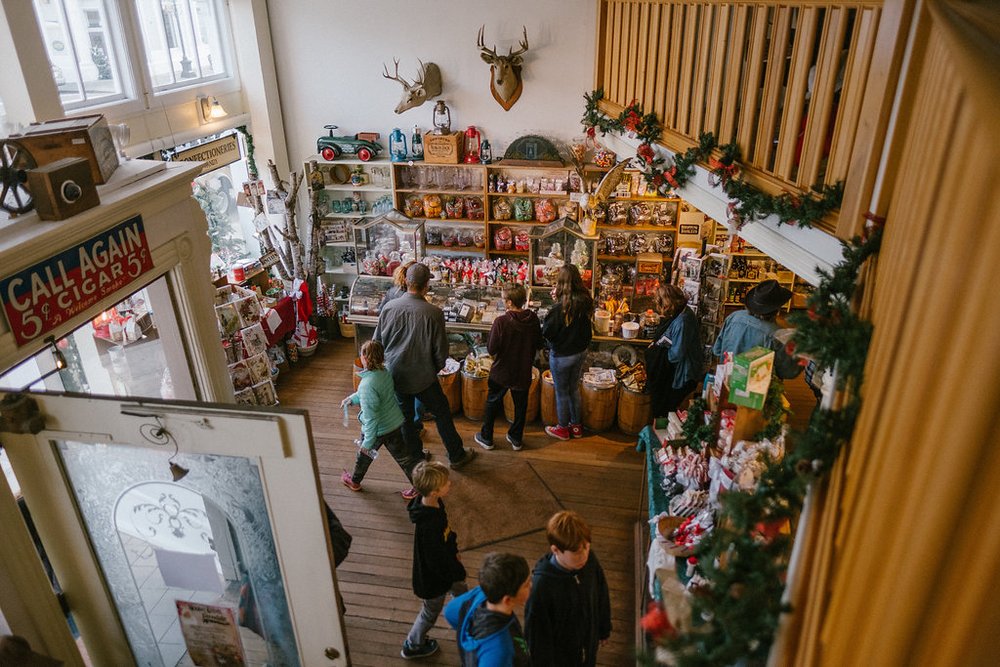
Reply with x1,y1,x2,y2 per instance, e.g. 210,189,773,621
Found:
267,0,597,168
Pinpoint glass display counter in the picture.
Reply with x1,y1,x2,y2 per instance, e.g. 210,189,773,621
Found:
346,274,652,359
352,209,425,277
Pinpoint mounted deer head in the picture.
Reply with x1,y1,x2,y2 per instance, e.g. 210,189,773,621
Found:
382,58,442,114
477,25,529,111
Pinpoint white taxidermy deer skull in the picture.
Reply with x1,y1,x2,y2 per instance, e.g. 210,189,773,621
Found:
477,26,529,111
382,58,443,114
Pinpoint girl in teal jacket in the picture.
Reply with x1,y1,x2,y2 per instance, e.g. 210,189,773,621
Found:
341,340,421,498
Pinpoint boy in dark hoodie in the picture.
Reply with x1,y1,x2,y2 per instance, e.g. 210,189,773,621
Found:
445,552,532,666
402,461,469,659
524,511,611,667
474,284,544,452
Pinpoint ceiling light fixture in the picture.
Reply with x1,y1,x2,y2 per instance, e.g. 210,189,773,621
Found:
198,95,228,124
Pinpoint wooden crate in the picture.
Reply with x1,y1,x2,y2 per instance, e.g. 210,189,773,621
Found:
13,114,119,184
423,131,463,164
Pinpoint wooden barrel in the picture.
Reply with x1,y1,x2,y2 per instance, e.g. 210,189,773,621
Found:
617,386,651,435
352,357,363,391
438,370,462,415
581,382,618,432
540,370,557,426
504,367,541,423
461,370,489,421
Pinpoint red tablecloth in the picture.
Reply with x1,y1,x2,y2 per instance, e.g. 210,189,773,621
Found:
261,296,296,346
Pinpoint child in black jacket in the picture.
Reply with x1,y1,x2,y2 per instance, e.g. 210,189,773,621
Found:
402,461,469,659
524,511,611,667
475,284,544,452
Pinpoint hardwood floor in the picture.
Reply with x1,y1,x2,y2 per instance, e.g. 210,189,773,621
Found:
277,337,647,666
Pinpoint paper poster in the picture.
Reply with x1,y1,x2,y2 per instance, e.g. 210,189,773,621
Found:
176,600,246,667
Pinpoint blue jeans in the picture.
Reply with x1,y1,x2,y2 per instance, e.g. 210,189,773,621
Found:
549,350,586,427
397,381,467,464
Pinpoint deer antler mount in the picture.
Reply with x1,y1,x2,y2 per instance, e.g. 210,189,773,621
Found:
382,58,442,114
477,25,529,111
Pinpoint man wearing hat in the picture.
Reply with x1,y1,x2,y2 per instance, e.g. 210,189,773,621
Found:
374,262,477,469
712,279,802,379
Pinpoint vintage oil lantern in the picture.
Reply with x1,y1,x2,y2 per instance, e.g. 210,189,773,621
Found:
389,128,408,162
463,126,481,164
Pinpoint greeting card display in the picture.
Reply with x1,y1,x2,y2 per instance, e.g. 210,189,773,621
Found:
215,284,278,405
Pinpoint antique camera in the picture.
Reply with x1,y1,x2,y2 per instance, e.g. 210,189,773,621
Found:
26,157,100,221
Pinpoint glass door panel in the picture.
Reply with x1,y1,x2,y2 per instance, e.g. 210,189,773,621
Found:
0,275,195,400
56,439,297,667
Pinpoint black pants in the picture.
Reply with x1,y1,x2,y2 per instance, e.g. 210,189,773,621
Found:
349,427,418,484
480,379,528,443
650,380,698,419
397,381,467,464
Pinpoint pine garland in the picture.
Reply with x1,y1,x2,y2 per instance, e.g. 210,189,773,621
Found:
680,396,718,453
659,229,882,665
581,90,844,229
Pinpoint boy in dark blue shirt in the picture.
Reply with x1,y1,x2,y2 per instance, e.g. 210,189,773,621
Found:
446,552,532,666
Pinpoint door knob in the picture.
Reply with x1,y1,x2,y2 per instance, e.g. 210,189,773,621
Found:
324,647,340,660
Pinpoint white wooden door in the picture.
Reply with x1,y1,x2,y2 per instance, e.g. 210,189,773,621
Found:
1,392,348,667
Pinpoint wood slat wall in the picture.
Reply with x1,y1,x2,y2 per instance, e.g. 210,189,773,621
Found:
783,1,1000,664
594,0,885,220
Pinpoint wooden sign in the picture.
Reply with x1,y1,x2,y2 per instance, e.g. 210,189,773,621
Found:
175,134,241,174
0,215,154,346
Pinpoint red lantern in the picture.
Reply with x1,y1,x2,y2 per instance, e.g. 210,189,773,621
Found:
464,126,481,164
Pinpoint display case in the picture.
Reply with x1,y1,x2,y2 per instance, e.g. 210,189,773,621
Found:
528,216,598,289
352,209,425,276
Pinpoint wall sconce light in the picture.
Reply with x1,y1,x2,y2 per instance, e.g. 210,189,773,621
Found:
18,336,68,392
198,95,228,124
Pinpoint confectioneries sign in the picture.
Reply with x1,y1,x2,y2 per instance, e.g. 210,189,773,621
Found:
175,134,241,174
0,215,153,346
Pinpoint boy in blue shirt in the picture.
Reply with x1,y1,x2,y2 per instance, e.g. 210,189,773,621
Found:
446,552,532,666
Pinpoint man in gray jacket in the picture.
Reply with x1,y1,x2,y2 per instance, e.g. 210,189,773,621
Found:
374,263,477,469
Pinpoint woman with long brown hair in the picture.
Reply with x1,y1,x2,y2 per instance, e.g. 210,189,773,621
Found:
645,283,704,418
541,265,594,440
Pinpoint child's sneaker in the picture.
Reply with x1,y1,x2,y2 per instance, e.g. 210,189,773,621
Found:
570,423,584,439
474,432,495,450
401,638,439,659
400,486,419,500
506,433,523,451
545,425,571,441
340,470,362,492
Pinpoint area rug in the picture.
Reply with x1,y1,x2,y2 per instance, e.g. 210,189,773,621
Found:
447,460,563,551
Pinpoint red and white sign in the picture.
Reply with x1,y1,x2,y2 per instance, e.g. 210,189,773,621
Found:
0,215,154,346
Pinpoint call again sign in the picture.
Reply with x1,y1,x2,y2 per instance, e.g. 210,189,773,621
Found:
1,215,154,346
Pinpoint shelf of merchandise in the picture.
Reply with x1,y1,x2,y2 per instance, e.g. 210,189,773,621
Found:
322,211,379,219
424,245,487,254
598,224,678,233
420,218,485,227
321,184,392,193
307,157,397,297
392,162,488,265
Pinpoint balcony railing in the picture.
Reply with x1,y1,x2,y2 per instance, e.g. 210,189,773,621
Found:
595,0,884,206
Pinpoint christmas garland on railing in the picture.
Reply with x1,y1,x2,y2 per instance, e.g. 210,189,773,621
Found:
652,227,882,666
582,89,844,229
